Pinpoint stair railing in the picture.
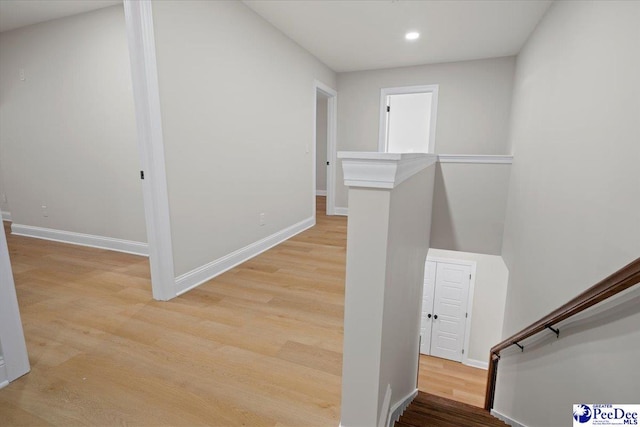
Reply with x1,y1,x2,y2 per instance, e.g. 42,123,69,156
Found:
484,257,640,410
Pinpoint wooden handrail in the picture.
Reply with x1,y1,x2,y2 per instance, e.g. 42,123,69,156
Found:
484,257,640,410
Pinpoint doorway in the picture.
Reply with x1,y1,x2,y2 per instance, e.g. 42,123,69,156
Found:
378,85,439,154
316,93,329,198
313,80,337,217
420,258,475,363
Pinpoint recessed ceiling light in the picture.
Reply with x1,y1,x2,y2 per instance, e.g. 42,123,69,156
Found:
405,31,420,41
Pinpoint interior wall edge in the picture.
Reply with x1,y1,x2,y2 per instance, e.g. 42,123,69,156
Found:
175,216,315,296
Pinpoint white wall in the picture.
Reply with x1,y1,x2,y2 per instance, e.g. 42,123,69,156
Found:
427,248,509,365
316,95,328,192
340,159,435,427
336,56,516,209
496,1,640,425
430,163,511,255
380,166,435,420
0,211,29,383
0,5,146,242
151,0,336,278
335,58,514,255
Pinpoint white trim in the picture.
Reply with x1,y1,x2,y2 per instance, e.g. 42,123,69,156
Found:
386,388,418,427
124,0,177,301
334,207,349,216
0,215,30,382
491,409,528,427
464,358,489,370
1,211,11,222
316,190,327,196
425,255,477,367
438,154,513,164
314,80,338,216
378,84,439,154
0,356,8,388
338,152,437,189
175,217,315,295
378,384,392,427
10,224,149,256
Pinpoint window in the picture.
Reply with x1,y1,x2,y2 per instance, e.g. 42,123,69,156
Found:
378,85,439,153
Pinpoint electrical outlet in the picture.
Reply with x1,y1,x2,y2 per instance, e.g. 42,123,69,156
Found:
1,193,6,204
42,203,48,218
19,68,26,81
259,212,266,226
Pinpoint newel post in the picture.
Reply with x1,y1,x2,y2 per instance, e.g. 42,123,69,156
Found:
338,152,437,427
485,352,500,410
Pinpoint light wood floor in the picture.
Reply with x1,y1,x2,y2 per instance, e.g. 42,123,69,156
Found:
417,353,487,409
1,197,487,425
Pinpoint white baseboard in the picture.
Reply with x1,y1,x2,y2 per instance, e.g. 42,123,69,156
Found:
1,211,11,222
10,224,148,257
334,207,348,216
491,409,528,427
464,358,489,370
386,388,418,427
316,190,327,196
175,216,315,295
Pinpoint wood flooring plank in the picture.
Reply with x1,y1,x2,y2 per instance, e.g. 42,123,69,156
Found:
1,200,489,426
396,392,507,427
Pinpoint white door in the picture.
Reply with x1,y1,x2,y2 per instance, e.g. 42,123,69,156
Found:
420,261,437,354
429,263,471,362
386,92,433,153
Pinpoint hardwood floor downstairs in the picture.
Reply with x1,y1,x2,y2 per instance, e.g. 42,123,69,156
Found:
1,198,489,426
418,354,488,409
396,392,507,427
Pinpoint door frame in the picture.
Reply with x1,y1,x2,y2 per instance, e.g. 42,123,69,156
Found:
313,80,338,217
378,84,439,154
0,222,30,387
425,256,476,367
123,0,176,301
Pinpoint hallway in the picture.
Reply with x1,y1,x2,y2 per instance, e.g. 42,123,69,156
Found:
0,200,487,425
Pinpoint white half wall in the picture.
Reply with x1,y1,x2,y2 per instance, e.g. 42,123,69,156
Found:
0,5,146,243
496,1,640,426
0,209,30,383
150,0,336,279
340,153,436,427
430,162,511,255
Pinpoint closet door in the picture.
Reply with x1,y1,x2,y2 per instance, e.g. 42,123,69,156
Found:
429,262,471,362
420,260,437,354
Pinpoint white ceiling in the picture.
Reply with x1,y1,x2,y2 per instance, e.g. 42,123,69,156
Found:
243,0,553,72
0,0,121,33
0,0,552,72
